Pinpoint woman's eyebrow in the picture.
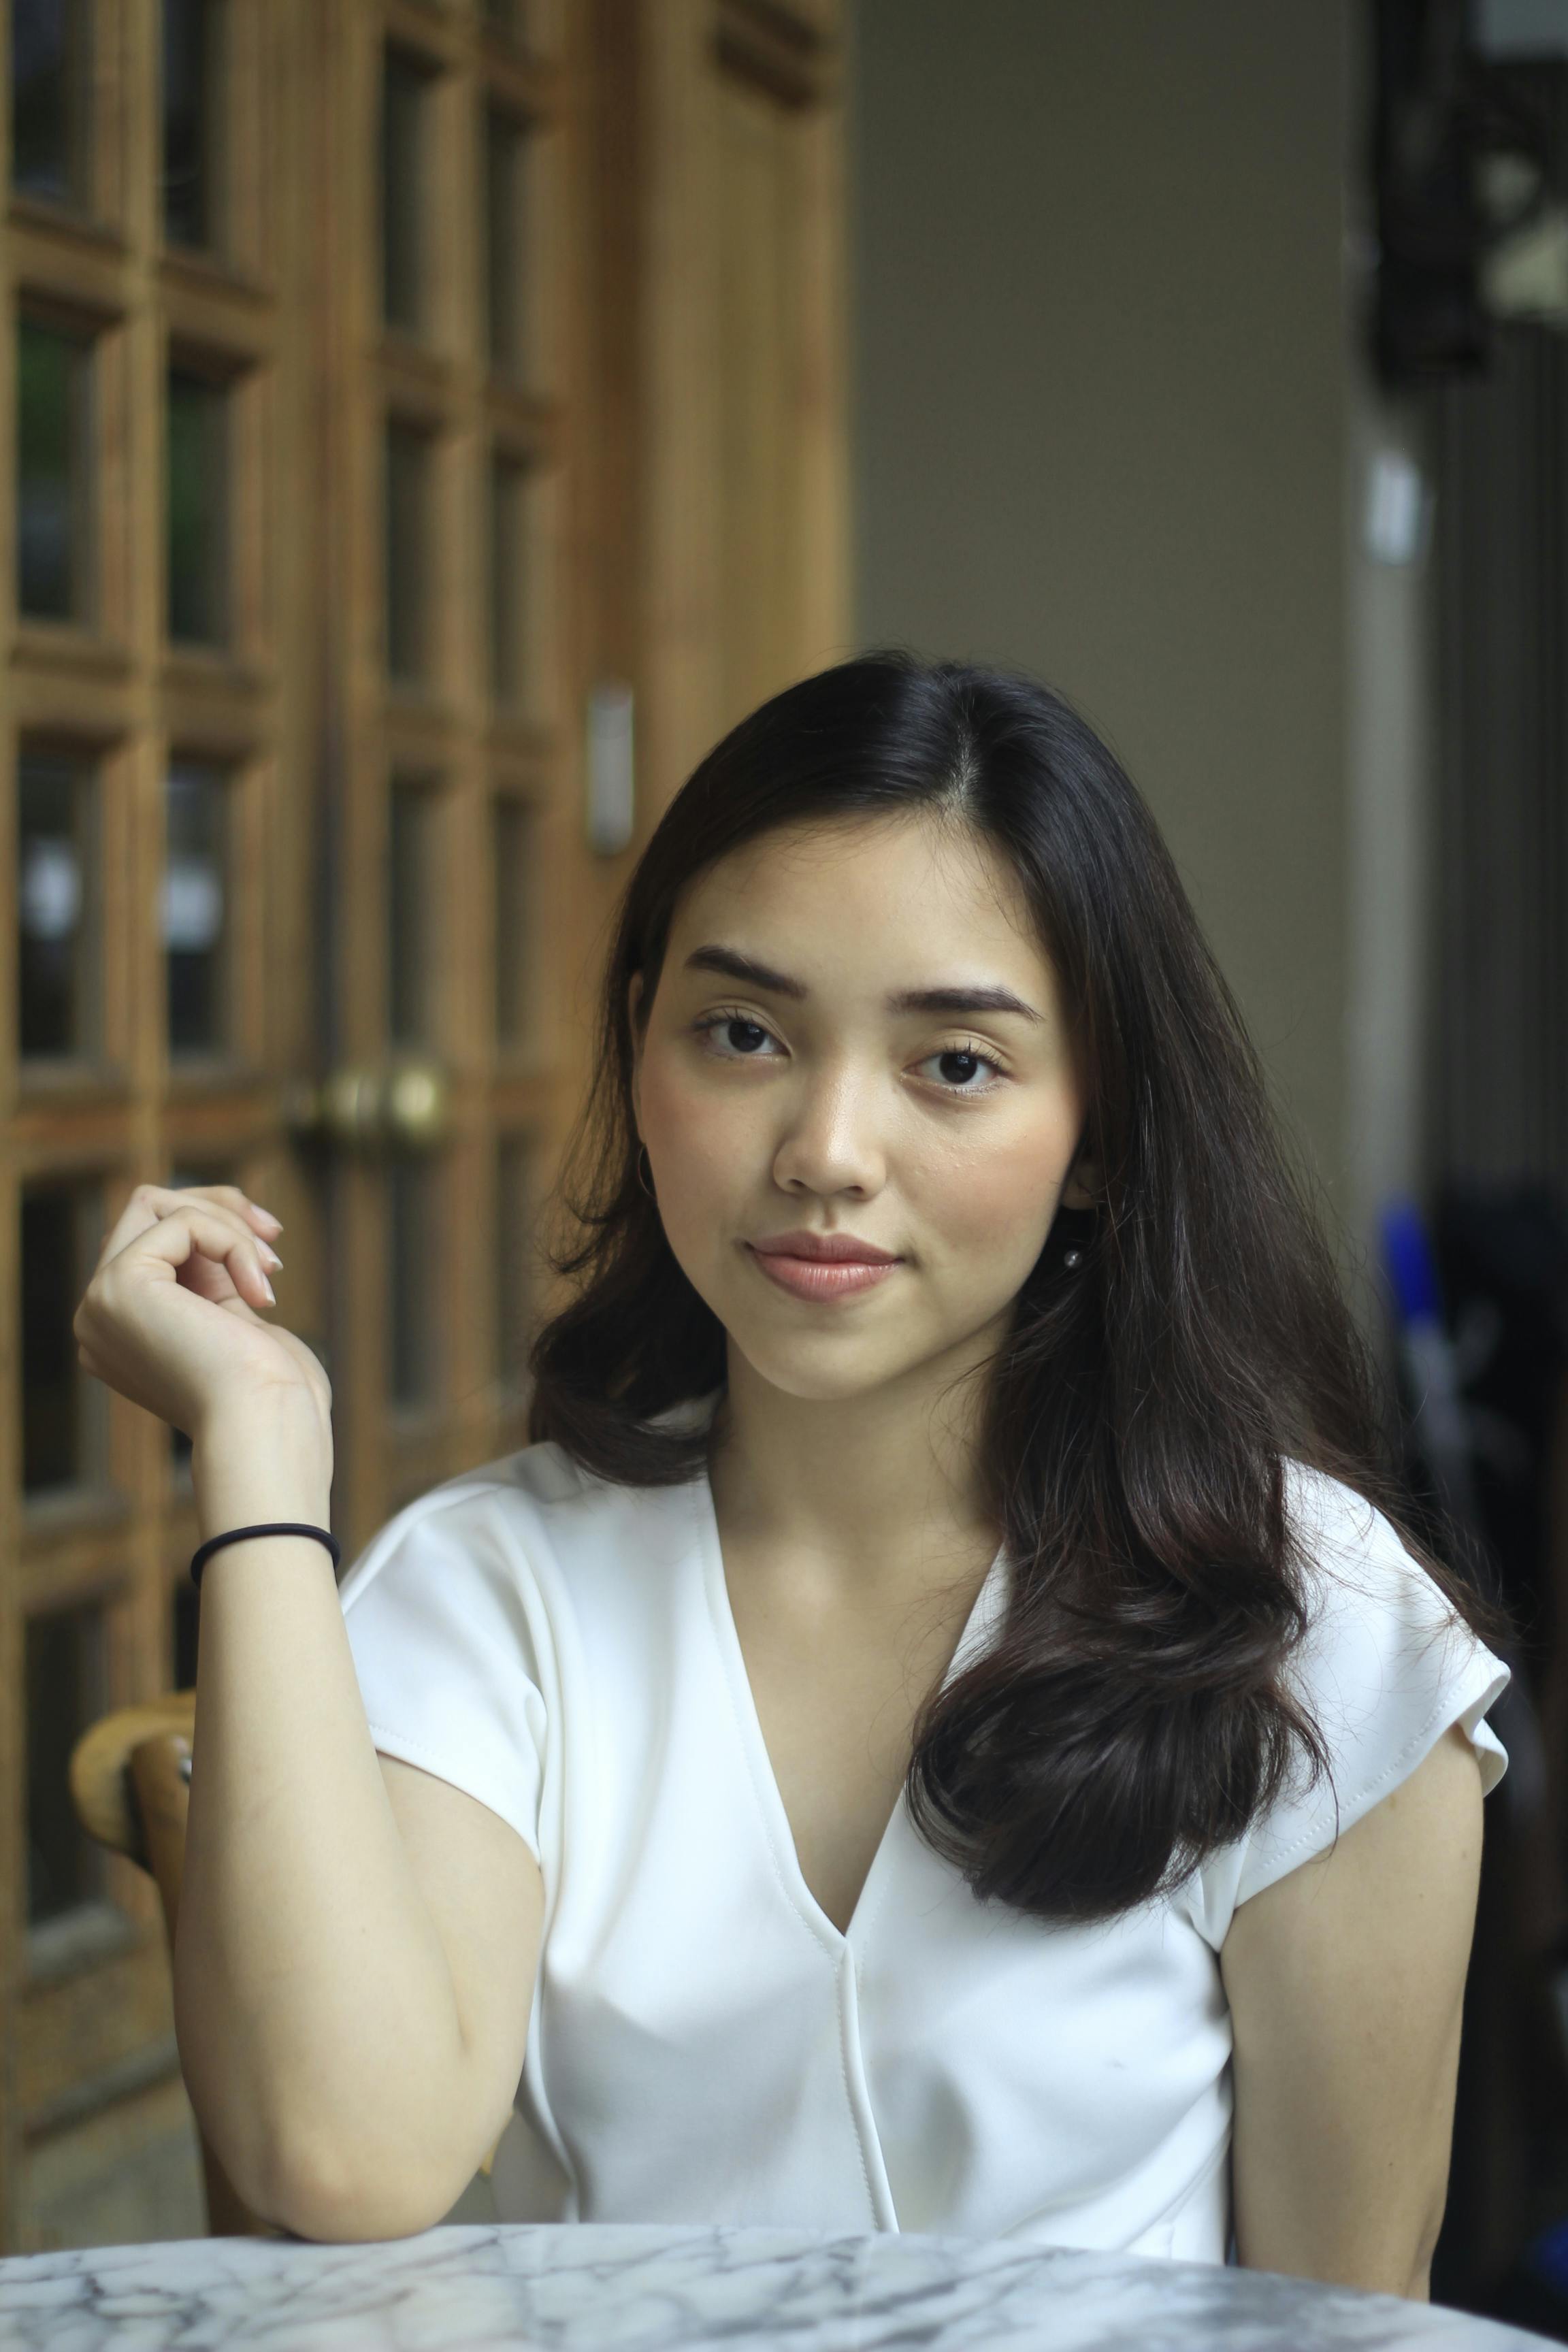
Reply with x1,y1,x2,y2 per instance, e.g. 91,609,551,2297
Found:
681,943,1044,1025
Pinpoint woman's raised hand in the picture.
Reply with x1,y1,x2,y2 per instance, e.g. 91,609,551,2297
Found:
73,1182,332,1446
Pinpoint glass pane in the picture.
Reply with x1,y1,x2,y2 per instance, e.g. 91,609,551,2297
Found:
489,452,530,707
388,1156,438,1409
12,0,91,207
493,795,532,1047
19,748,100,1061
16,317,92,623
388,777,439,1047
164,763,230,1056
167,367,229,644
163,0,222,250
484,106,529,379
496,1131,536,1388
22,1177,103,1493
381,47,431,338
385,419,432,683
26,1599,108,1925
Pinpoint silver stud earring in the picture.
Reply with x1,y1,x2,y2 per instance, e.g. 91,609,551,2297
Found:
1063,1245,1083,1270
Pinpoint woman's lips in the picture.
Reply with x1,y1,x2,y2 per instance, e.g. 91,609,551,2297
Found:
747,1247,901,1301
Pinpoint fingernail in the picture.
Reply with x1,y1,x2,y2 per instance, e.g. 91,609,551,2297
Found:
260,1243,283,1270
261,1273,276,1305
250,1203,284,1233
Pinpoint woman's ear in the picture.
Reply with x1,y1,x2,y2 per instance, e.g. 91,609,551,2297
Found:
1060,1154,1102,1213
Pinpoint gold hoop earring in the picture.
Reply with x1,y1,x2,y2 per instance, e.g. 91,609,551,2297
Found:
636,1143,656,1200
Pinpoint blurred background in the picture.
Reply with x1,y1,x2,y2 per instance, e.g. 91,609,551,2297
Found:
1,0,1567,2324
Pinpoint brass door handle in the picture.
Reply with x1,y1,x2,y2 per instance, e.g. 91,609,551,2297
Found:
283,1058,452,1154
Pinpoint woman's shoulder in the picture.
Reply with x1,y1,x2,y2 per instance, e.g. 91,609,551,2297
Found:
1177,1456,1512,1942
1281,1454,1418,1565
1281,1452,1422,1572
355,1446,574,1552
450,1388,721,1519
338,1415,706,1606
1279,1448,1476,1637
1274,1456,1505,1725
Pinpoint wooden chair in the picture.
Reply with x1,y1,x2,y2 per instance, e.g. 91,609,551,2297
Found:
68,1694,501,2238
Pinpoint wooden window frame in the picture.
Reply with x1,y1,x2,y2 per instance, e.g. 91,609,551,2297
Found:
12,286,132,651
14,732,110,1076
157,0,274,295
162,338,271,671
7,0,130,246
161,739,267,1088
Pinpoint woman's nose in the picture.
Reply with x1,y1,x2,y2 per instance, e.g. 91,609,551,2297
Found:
768,1071,890,1195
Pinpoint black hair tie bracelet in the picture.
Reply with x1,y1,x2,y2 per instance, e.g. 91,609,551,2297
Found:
191,1523,342,1590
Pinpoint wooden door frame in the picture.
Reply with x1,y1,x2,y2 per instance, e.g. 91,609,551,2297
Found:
632,0,849,826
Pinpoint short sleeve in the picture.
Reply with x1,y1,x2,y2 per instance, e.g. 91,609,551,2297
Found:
338,1480,551,1867
1189,1463,1511,1946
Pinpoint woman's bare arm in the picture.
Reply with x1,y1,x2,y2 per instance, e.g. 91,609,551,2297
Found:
74,1183,541,2239
1220,1719,1484,2298
174,1401,542,2240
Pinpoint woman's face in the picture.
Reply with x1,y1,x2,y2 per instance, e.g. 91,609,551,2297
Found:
629,815,1096,1406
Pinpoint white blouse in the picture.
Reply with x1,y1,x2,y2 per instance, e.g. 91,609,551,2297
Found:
336,1389,1510,2261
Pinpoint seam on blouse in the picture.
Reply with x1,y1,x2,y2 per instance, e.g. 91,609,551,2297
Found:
690,1480,846,1965
1241,1648,1505,1886
834,1945,887,2226
851,1548,1007,1976
345,1477,553,1865
851,1826,897,1960
689,1483,884,2224
713,1671,882,2224
346,1469,572,2215
363,1718,542,1862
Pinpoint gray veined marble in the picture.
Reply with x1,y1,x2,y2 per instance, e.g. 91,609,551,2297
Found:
0,2222,1557,2351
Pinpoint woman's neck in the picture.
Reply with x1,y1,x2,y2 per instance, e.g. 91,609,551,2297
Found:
704,1358,1001,1595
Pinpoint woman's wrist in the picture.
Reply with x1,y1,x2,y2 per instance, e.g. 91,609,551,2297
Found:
191,1388,335,1540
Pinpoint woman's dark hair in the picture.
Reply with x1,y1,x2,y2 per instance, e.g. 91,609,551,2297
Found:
525,649,1512,1926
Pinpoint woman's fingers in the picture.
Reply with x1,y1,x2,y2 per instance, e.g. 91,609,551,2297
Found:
202,1181,283,1237
95,1183,282,1302
97,1195,278,1315
71,1188,325,1442
177,1248,248,1307
95,1184,170,1273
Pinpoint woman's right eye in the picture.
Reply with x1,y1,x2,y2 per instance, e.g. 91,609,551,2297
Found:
693,1011,779,1058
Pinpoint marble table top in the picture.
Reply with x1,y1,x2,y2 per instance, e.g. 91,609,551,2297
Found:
0,2222,1557,2351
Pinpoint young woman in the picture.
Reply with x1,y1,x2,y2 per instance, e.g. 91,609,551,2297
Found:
75,653,1511,2293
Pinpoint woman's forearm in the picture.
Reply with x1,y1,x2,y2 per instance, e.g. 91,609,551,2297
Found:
173,1397,468,2234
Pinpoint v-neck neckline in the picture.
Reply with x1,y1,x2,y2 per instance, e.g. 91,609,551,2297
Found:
691,1454,1008,1951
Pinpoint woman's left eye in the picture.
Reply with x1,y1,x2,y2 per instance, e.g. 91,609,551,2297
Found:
691,1011,1005,1094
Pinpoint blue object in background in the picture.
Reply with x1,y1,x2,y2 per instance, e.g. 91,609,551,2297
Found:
1526,2216,1568,2296
1378,1193,1482,1533
1380,1194,1446,1328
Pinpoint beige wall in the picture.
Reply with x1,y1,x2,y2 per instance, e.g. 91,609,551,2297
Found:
849,0,1358,1221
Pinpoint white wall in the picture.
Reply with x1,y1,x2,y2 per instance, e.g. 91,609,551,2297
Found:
849,1,1396,1262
